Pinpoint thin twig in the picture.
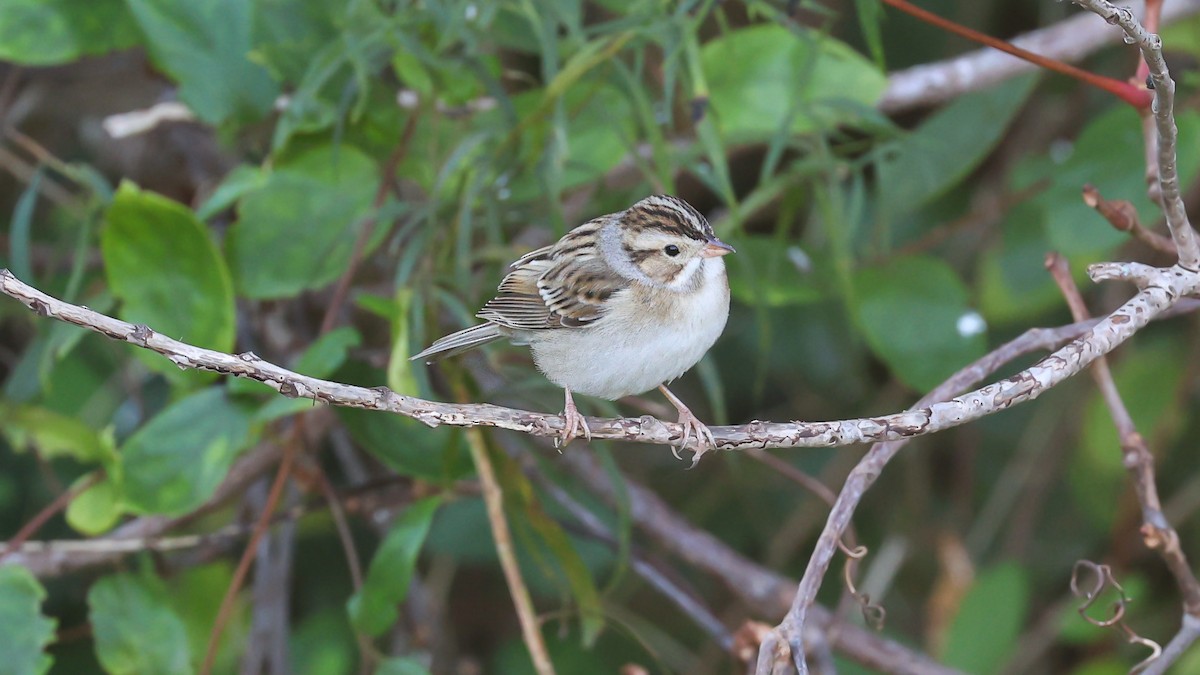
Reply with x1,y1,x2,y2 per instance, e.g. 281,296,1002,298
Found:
463,426,555,675
201,441,298,675
0,473,100,562
1082,184,1177,256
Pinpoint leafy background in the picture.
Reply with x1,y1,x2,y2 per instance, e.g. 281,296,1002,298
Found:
1,0,1200,673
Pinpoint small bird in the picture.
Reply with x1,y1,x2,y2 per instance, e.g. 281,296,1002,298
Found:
412,195,733,463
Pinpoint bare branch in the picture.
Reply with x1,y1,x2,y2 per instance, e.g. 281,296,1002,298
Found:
2,268,1194,461
1073,0,1200,269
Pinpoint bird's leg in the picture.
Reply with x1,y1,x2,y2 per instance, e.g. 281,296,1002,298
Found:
555,388,592,450
658,384,717,467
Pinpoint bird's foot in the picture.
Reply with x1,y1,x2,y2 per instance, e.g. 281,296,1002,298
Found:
658,385,718,468
554,388,591,450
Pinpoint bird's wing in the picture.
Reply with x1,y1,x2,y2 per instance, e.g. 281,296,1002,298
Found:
478,217,630,330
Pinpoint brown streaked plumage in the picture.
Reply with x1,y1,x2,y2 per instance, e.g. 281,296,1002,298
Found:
413,195,734,464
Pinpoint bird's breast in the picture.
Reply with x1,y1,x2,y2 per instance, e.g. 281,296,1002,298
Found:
527,259,729,400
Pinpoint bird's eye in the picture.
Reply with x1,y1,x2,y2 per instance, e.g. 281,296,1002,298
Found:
664,244,680,257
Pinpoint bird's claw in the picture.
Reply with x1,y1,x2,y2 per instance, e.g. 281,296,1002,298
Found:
674,409,717,469
555,390,591,451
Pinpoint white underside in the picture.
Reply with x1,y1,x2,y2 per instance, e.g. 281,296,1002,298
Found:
518,258,729,400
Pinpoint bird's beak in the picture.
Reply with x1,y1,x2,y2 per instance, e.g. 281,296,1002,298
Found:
701,238,735,258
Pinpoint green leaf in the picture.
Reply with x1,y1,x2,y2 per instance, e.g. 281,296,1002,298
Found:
701,25,886,141
1038,108,1200,256
388,290,419,397
976,204,1067,324
0,404,112,464
226,145,379,298
852,256,986,391
102,183,235,360
119,387,255,516
194,165,267,221
0,566,57,675
941,563,1029,673
0,0,138,66
66,474,123,536
125,0,279,124
877,74,1038,217
89,573,192,675
337,407,466,482
375,658,432,675
295,327,362,379
348,497,442,637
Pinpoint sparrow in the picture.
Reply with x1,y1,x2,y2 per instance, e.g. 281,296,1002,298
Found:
412,195,733,464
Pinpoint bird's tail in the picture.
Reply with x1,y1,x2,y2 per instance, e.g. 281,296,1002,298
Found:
410,323,504,363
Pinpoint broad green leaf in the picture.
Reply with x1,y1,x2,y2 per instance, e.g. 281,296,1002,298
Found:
66,474,123,535
125,0,279,124
0,566,57,675
375,658,433,675
102,182,235,358
1038,108,1200,256
977,204,1068,324
0,0,138,65
941,563,1029,673
194,165,267,221
295,327,362,379
1071,340,1186,531
89,573,192,675
0,404,112,464
877,74,1038,217
701,25,886,141
852,256,986,391
119,387,255,516
348,497,442,637
337,407,466,482
227,145,378,298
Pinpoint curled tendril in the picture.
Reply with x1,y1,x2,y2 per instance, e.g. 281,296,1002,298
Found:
839,540,887,630
1070,560,1162,673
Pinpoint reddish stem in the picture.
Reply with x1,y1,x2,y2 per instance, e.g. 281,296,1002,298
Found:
882,0,1152,109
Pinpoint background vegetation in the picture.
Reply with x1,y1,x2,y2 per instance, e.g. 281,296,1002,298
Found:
1,0,1198,673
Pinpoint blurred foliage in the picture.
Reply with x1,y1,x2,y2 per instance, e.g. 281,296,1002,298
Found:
1,0,1200,673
